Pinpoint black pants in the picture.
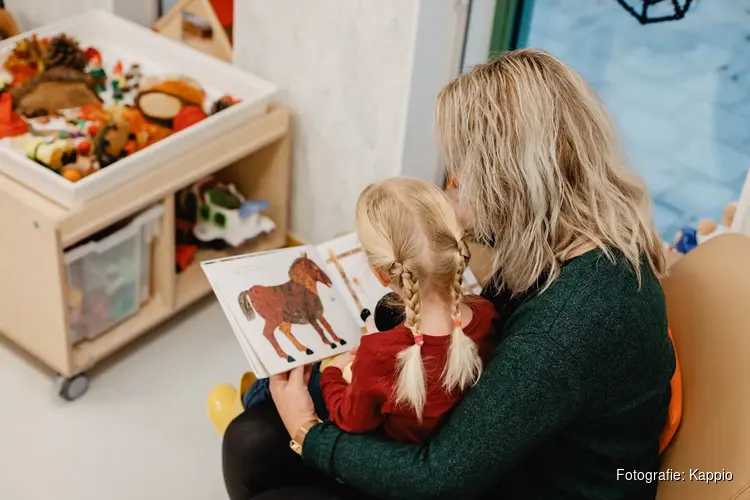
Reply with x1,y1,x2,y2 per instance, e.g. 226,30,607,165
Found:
222,401,371,500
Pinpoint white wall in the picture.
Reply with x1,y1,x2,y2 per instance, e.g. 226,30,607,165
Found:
5,0,114,30
235,0,467,243
461,0,495,73
401,0,468,182
113,0,158,26
6,0,156,30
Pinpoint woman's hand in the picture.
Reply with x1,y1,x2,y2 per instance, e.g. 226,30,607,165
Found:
269,366,317,438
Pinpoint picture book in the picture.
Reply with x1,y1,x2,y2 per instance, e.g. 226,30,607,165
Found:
201,232,484,378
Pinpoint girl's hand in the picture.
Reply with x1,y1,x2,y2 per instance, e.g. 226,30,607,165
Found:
269,366,317,438
328,351,355,371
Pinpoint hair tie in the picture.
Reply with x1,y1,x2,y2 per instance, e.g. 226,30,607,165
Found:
453,320,462,328
413,334,424,346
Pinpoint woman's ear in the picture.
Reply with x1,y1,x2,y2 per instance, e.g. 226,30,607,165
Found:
372,268,390,287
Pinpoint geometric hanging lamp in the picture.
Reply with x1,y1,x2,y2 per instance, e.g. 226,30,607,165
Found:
614,0,694,24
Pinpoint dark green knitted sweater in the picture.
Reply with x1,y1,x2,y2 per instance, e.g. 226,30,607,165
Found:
303,249,675,500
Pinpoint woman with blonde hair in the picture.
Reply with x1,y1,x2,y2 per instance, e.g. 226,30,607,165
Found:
223,49,675,500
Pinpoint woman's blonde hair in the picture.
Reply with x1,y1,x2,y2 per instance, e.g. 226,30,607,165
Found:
355,177,482,419
436,48,665,294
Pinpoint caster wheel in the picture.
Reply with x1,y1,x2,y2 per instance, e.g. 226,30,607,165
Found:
57,373,90,401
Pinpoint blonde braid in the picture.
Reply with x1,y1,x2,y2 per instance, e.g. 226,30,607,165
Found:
450,247,467,323
393,262,427,420
442,237,483,392
400,264,422,334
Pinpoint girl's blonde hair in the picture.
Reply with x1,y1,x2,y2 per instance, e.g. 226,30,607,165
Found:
436,48,665,294
355,177,482,419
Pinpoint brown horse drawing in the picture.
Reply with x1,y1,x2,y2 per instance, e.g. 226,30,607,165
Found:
237,253,346,363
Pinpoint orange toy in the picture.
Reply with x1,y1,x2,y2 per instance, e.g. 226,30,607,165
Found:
78,102,111,123
143,124,172,148
76,140,91,155
124,140,138,156
4,35,47,86
9,65,37,87
0,93,28,138
87,123,101,137
119,106,149,141
119,106,172,150
147,79,206,107
61,166,83,182
173,105,207,132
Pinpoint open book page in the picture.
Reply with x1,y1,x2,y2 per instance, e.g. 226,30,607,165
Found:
214,282,270,376
316,233,392,332
316,233,484,332
201,246,362,377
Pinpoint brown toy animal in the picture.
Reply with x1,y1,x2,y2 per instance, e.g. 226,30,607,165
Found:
10,67,101,117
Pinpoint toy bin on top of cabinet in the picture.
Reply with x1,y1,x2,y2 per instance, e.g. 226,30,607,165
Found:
0,10,277,209
64,204,164,344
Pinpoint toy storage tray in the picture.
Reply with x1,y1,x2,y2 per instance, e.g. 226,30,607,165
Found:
64,204,164,344
0,10,277,209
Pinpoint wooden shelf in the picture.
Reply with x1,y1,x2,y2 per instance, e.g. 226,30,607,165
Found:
59,108,290,247
0,107,291,248
175,248,225,310
72,299,172,372
182,33,218,57
0,106,293,380
175,232,287,311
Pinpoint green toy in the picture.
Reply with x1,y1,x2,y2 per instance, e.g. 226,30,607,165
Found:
86,50,107,94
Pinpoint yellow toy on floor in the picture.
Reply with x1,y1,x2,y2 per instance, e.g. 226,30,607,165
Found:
206,371,255,437
206,354,353,437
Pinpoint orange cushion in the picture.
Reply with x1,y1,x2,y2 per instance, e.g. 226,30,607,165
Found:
658,327,682,454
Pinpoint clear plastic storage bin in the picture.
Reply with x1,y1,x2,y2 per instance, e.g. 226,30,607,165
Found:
64,204,164,344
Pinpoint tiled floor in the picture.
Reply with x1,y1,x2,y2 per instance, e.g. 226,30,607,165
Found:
526,0,750,240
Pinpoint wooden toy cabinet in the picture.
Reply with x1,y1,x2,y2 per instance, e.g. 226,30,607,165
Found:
0,107,292,400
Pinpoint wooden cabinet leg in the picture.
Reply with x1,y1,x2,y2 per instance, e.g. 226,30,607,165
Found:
153,195,176,309
0,186,72,376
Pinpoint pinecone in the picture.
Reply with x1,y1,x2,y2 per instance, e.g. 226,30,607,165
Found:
44,35,87,72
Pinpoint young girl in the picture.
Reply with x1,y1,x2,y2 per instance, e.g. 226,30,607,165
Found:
320,176,498,442
243,177,497,443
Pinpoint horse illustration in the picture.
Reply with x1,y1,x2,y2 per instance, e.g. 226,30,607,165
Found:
237,252,346,363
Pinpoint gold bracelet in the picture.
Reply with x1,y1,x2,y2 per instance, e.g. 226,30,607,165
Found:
290,418,323,455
